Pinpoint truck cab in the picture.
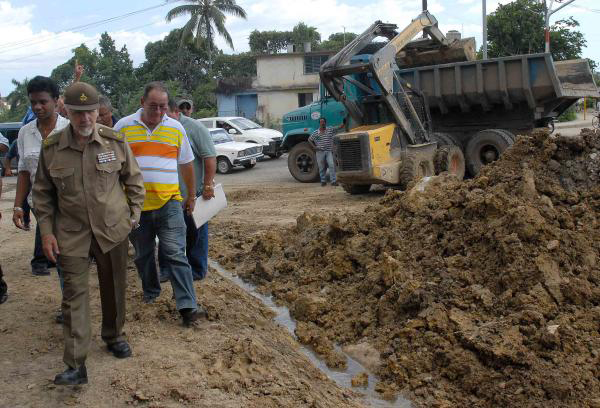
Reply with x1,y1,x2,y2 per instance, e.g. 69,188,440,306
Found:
281,57,366,182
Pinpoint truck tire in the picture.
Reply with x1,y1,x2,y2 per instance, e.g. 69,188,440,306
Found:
217,157,233,174
288,142,320,183
465,129,513,177
399,151,434,190
342,183,371,195
432,132,461,148
434,145,465,180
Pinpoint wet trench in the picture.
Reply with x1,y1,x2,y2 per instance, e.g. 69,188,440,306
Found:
209,260,413,408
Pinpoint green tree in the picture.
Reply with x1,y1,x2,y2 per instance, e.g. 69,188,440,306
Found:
165,0,247,59
248,29,292,53
51,44,99,90
318,32,358,51
486,0,586,61
0,78,29,122
291,22,320,50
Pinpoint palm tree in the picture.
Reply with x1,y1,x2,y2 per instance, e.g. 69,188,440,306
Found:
166,0,247,56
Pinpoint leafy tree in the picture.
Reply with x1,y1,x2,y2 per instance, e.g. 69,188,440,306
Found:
248,30,292,54
486,0,586,61
165,0,247,61
51,44,99,90
212,52,256,78
137,29,210,92
0,79,29,122
291,22,320,50
318,32,358,51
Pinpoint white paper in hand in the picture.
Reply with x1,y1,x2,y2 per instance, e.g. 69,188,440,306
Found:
192,183,227,227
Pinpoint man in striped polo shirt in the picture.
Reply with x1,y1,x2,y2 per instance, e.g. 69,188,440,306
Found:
114,81,201,326
308,117,343,186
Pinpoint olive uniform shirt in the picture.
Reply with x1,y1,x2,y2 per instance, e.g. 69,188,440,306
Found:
32,124,145,258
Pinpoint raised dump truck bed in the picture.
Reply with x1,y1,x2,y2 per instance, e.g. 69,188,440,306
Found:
397,53,599,136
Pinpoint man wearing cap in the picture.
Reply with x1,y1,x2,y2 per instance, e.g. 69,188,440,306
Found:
33,82,145,385
177,98,194,117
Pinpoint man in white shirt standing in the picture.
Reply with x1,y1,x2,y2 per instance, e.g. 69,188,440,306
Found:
12,76,69,287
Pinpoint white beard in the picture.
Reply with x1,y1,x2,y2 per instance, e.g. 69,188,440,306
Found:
78,126,94,137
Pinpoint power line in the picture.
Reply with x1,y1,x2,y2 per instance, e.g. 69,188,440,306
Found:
0,0,180,55
0,22,157,64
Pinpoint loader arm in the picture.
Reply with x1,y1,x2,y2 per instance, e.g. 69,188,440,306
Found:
320,11,449,144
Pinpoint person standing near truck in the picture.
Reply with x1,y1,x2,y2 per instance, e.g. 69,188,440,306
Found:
308,117,342,186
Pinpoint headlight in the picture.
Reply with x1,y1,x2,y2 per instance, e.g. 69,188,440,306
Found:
238,151,244,157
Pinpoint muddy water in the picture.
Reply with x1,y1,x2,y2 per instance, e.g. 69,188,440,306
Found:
209,260,413,408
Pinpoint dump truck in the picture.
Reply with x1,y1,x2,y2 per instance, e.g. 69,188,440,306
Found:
281,12,599,191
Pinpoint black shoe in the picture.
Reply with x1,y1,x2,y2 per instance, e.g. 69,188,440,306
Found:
32,267,50,276
0,292,7,304
142,296,157,304
54,365,88,386
107,341,132,359
180,307,207,327
321,182,327,186
159,275,169,283
331,182,339,186
55,311,64,324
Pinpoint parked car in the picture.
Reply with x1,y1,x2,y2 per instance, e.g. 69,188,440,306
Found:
199,117,282,158
208,128,264,174
0,122,22,169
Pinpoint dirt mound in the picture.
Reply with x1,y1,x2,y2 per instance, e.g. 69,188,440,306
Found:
219,130,600,407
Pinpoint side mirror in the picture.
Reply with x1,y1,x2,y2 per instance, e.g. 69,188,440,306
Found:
228,128,236,134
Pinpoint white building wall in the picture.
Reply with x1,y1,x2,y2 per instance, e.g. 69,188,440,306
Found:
256,55,320,89
257,89,315,125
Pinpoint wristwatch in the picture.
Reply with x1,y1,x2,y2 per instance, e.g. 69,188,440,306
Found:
13,207,23,213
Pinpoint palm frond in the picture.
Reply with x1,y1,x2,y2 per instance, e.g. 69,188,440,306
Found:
165,4,200,22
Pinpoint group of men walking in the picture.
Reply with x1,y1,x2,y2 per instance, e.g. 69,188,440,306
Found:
0,73,216,386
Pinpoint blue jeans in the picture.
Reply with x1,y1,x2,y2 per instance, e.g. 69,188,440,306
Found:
129,200,197,311
316,150,336,183
159,215,208,281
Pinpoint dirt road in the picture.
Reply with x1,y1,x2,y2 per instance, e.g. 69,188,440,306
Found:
0,157,377,408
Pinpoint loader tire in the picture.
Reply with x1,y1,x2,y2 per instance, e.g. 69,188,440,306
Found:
432,132,461,148
434,145,465,180
399,152,434,190
465,129,513,177
342,183,371,195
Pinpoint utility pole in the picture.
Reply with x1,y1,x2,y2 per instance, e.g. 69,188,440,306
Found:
342,26,346,46
482,0,487,59
543,0,576,54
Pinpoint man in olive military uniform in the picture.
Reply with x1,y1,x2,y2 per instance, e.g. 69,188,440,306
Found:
33,82,145,385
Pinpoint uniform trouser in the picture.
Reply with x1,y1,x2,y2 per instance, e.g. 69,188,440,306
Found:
0,264,7,298
129,200,197,311
58,237,128,369
316,150,336,183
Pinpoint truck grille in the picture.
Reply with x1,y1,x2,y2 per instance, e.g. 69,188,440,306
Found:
337,139,364,171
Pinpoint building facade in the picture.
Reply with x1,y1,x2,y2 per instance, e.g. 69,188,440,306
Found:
215,51,335,127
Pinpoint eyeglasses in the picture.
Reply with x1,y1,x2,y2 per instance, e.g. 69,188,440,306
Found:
146,104,168,112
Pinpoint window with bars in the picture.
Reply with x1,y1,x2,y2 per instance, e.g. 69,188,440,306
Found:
304,55,329,74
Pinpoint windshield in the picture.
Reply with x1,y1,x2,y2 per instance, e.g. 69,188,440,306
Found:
210,129,234,144
230,118,261,130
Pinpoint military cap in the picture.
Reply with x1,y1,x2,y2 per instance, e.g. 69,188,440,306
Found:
64,82,99,111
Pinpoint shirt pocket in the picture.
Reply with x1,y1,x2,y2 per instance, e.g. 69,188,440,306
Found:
96,161,121,192
49,167,75,193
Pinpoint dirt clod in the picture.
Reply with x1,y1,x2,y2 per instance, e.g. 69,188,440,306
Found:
224,130,600,407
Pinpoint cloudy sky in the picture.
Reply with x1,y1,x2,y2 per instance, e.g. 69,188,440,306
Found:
0,0,598,96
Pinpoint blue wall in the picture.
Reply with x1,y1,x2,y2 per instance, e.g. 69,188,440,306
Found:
217,92,257,119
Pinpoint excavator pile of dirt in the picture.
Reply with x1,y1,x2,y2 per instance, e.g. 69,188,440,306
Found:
217,129,600,407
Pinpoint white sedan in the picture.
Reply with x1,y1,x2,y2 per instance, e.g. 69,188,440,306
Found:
208,128,264,174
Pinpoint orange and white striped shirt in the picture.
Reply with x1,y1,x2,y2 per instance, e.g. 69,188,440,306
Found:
114,109,194,211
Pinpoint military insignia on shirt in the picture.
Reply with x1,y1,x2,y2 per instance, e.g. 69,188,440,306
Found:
80,93,88,102
97,151,116,163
